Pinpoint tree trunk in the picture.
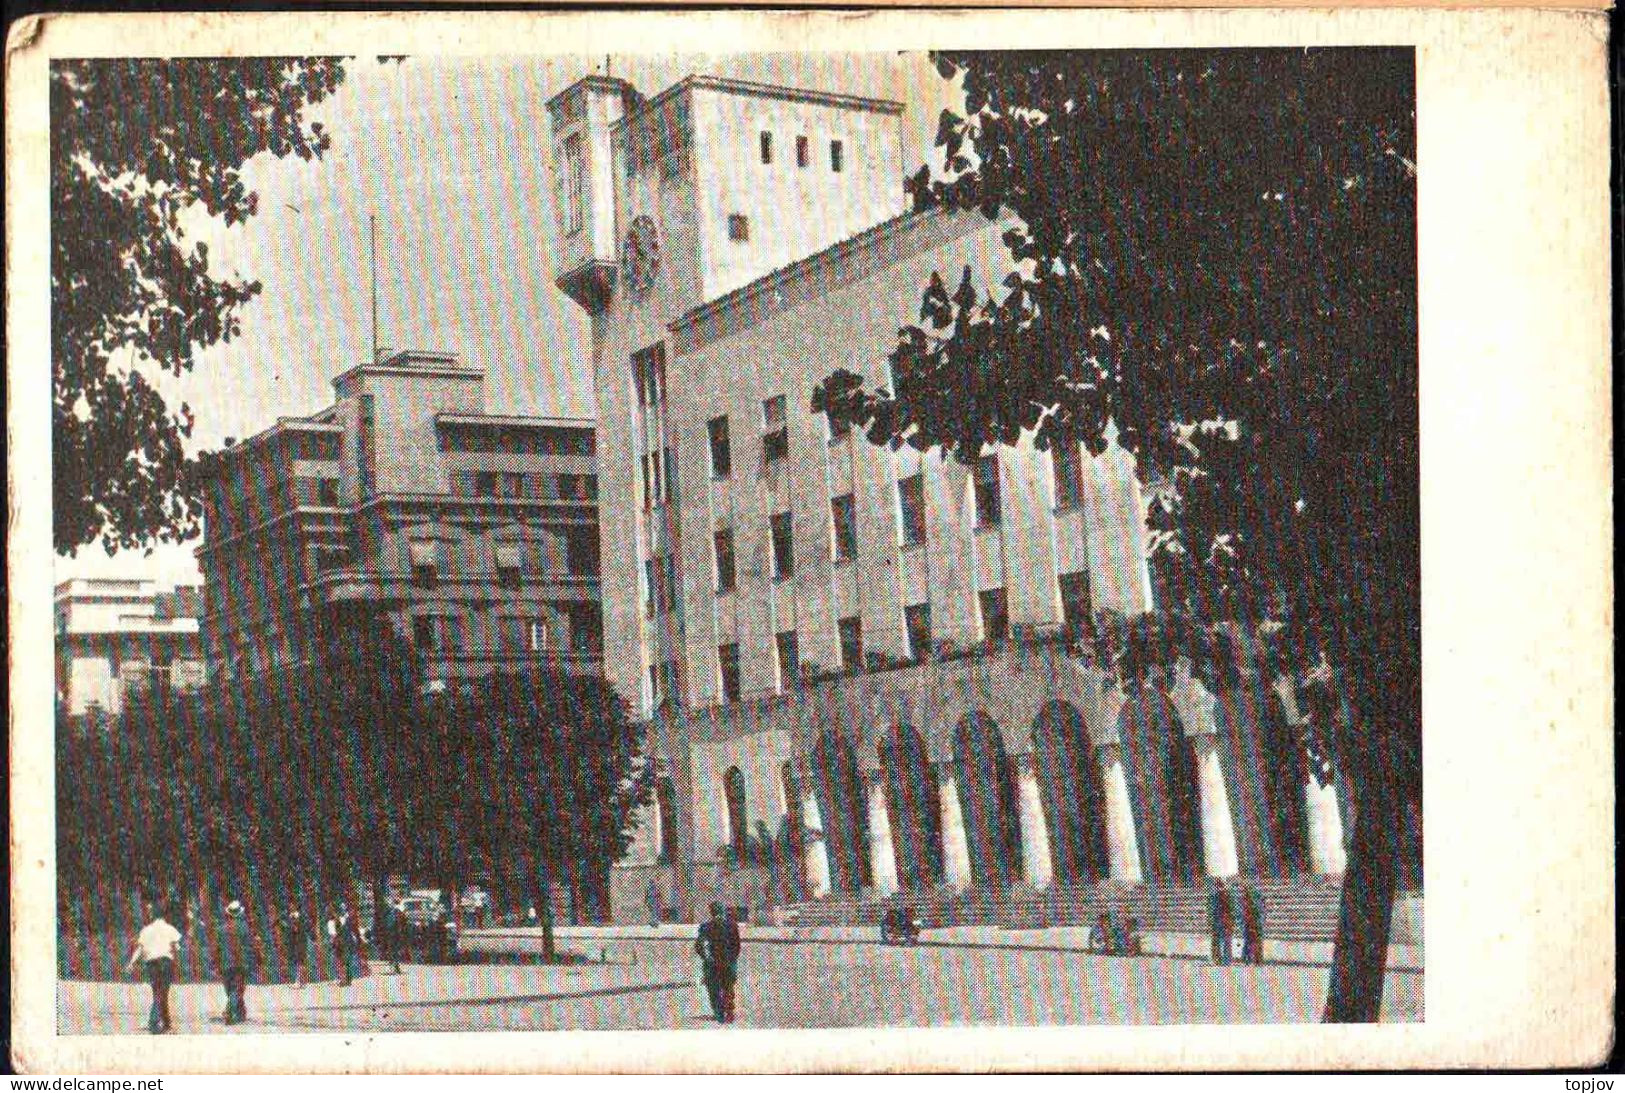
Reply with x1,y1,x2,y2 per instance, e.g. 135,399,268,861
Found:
536,860,556,961
1323,741,1400,1023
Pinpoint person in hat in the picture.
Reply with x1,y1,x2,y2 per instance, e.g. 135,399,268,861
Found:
215,900,257,1024
280,905,310,988
328,902,363,986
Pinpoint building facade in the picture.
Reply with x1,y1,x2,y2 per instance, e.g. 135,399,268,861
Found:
55,578,206,725
549,71,1349,924
197,349,602,687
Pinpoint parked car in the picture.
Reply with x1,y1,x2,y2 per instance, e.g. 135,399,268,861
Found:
398,895,459,961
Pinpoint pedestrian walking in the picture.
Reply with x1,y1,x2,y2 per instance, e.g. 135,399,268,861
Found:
383,900,405,973
1241,883,1265,965
125,902,182,1035
280,906,309,987
215,900,257,1023
1208,880,1234,966
694,901,743,1024
329,903,363,986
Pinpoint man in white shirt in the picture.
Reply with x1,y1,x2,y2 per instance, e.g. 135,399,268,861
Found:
125,902,182,1034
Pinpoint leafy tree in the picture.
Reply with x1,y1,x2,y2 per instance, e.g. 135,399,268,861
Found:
51,58,351,555
425,668,654,958
813,49,1418,1022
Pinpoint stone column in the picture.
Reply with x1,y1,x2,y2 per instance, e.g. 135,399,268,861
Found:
1012,751,1054,890
1098,742,1143,884
863,769,901,897
934,760,974,891
1193,734,1241,878
1305,776,1348,875
799,784,833,899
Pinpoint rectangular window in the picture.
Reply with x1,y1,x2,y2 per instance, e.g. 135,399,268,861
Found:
775,631,800,690
759,131,773,164
830,493,857,563
905,602,933,662
662,554,678,614
719,643,742,703
648,659,679,710
975,454,1003,528
979,588,1010,644
475,471,499,497
770,512,794,580
728,214,750,242
1059,570,1094,633
796,135,809,167
762,395,788,465
897,473,926,547
1052,437,1084,510
526,618,551,653
838,616,864,672
413,615,461,654
830,139,844,173
707,415,732,478
643,558,658,619
714,528,736,593
561,133,584,235
632,343,666,410
317,478,340,506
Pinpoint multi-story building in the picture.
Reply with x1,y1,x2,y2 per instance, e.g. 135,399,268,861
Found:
197,349,602,687
55,578,206,725
552,70,1350,924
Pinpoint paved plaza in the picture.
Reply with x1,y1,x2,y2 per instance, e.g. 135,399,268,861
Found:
59,937,1422,1033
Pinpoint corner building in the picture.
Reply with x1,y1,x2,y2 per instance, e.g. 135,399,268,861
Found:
548,72,1348,924
198,350,602,688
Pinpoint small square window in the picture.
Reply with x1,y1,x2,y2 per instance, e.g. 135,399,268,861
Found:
830,139,844,173
729,214,750,242
796,135,809,168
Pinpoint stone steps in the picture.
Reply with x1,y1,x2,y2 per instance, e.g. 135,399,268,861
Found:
775,877,1393,944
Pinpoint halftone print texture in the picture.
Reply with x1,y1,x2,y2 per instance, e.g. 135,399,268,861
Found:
54,47,1420,1035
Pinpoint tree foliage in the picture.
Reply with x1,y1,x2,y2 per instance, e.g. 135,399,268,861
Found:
51,58,351,555
420,668,655,953
812,49,1419,1021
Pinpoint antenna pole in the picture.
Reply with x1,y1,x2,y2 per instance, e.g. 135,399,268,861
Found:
369,213,379,363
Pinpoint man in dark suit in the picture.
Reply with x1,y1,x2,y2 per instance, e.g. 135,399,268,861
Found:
694,901,743,1023
1240,883,1265,964
1208,881,1234,965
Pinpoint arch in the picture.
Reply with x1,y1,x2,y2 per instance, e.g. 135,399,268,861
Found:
723,766,748,852
1261,695,1310,877
812,729,871,895
654,776,679,863
953,712,1022,889
880,724,942,891
1116,688,1201,882
1032,701,1110,885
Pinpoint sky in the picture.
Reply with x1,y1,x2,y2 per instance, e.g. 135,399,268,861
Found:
59,51,961,586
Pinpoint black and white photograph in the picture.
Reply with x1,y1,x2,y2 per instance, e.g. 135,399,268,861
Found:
7,7,1611,1074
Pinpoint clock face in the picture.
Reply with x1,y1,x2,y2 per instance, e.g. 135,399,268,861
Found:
621,214,660,297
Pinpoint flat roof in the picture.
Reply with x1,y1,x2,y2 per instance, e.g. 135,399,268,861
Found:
615,73,905,135
435,413,596,431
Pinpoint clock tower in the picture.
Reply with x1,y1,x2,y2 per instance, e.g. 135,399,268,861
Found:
548,69,906,721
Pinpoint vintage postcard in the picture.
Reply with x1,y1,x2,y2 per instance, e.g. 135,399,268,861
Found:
7,6,1612,1074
